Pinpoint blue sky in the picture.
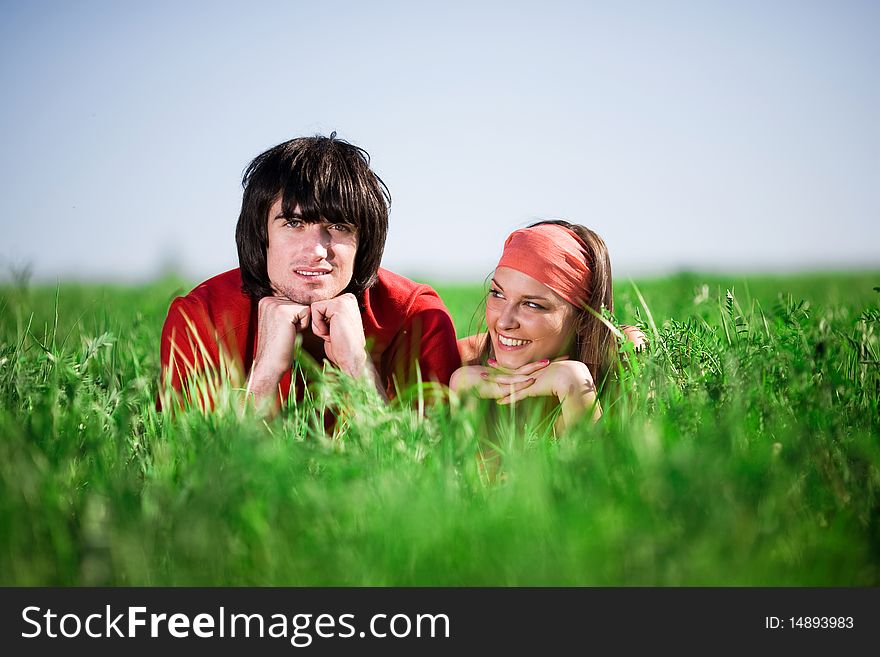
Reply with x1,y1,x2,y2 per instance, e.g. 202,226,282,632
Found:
2,0,878,282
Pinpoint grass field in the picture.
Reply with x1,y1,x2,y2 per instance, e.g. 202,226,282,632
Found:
1,270,878,585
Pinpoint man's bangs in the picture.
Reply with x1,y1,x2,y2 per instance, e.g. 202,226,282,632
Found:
280,184,320,223
280,179,360,229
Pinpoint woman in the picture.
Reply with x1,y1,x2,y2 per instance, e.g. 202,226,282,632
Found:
450,220,644,433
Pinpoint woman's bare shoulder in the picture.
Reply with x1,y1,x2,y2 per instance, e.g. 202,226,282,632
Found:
457,333,485,366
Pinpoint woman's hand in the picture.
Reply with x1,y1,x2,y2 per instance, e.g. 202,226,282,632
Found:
449,359,552,400
497,359,601,426
496,359,595,404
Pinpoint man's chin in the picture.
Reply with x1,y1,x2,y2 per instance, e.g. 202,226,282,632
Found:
278,285,342,305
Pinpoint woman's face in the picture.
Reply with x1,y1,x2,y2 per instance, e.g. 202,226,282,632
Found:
485,266,578,370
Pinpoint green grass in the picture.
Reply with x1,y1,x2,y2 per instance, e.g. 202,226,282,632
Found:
1,270,878,585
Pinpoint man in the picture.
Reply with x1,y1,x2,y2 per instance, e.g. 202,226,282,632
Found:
159,133,460,413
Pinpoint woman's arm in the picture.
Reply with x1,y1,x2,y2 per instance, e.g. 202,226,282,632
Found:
449,363,540,400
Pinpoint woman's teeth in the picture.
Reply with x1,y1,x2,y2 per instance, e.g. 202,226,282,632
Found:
498,335,531,347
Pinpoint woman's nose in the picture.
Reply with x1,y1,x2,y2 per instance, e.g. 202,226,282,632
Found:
497,304,519,329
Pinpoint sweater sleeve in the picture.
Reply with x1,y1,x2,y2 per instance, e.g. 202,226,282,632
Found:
158,296,223,411
381,299,460,398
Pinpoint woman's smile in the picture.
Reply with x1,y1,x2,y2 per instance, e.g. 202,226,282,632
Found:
496,334,532,348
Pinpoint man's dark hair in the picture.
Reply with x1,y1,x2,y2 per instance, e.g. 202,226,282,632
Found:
235,133,391,299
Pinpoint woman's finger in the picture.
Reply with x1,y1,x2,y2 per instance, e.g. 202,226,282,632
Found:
487,358,556,375
510,359,552,376
497,383,538,405
486,358,516,374
481,372,534,385
478,377,534,398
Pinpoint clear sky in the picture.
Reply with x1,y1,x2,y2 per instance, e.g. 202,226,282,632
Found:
2,0,878,283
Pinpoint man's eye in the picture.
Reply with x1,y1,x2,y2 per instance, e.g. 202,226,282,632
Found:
284,219,303,228
330,223,352,233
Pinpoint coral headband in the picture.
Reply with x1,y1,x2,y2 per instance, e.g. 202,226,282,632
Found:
496,224,591,309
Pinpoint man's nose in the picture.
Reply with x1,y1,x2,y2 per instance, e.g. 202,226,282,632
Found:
306,224,331,259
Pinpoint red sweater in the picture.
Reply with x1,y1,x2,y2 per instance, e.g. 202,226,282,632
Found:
159,268,460,408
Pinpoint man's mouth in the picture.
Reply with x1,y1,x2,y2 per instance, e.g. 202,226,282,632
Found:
497,334,532,348
295,269,331,278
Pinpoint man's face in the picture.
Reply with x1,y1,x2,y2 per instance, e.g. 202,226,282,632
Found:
265,197,359,304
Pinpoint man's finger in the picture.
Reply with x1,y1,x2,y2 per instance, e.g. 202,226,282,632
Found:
293,306,311,331
310,306,331,340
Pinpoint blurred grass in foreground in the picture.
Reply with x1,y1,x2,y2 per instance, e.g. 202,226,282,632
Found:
0,270,878,585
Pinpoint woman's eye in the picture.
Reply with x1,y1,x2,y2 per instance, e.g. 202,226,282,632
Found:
488,289,504,299
525,301,546,310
